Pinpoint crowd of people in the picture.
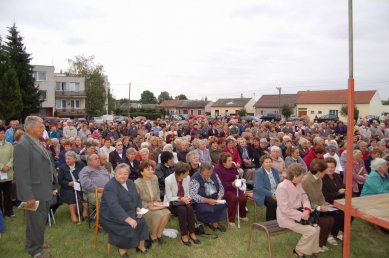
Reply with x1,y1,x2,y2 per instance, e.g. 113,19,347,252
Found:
0,115,388,257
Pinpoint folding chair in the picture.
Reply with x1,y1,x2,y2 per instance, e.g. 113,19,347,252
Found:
93,188,111,255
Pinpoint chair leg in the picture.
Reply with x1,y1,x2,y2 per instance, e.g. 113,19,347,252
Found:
107,243,111,255
247,224,254,251
267,231,272,258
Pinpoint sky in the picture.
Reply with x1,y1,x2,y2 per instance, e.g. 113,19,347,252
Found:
1,0,388,101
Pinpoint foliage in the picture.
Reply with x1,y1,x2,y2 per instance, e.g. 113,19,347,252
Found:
340,104,359,121
158,91,173,103
237,108,247,116
382,100,389,105
2,24,42,119
140,90,158,104
281,104,293,120
66,55,106,116
176,94,188,100
0,64,23,120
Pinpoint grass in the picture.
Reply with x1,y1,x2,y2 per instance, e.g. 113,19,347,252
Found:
1,201,388,258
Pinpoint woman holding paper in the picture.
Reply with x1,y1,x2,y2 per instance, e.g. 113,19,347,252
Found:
135,160,171,245
164,162,199,246
214,152,247,228
100,163,149,257
58,151,87,223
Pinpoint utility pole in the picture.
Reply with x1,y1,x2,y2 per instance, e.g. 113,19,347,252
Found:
128,83,131,118
276,87,282,114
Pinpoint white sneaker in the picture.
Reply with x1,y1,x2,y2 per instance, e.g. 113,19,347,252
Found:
327,235,338,245
337,232,344,241
318,246,329,252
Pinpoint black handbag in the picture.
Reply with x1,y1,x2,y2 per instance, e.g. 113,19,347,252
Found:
169,200,194,207
296,208,319,226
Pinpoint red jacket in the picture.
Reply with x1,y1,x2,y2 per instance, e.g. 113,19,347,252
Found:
222,146,242,167
303,148,317,170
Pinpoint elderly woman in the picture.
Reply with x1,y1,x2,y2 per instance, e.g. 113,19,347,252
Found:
214,152,247,228
276,163,320,258
302,159,335,252
189,162,227,232
58,151,87,222
344,150,368,196
135,160,171,245
121,148,140,181
157,144,178,164
186,150,201,177
253,155,281,221
222,137,242,168
209,136,221,165
361,158,389,196
164,162,200,246
237,137,256,182
109,140,125,170
156,151,175,200
284,146,308,173
270,146,286,180
323,145,343,175
100,163,149,257
194,139,212,164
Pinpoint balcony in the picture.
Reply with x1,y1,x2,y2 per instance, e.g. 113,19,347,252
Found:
56,108,87,117
55,90,86,98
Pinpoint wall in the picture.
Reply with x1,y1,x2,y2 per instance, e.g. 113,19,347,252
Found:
33,65,55,110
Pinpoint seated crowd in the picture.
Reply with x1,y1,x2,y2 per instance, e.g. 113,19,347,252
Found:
0,116,388,257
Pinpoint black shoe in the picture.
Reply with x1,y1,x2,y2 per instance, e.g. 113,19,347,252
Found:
189,235,201,245
293,249,305,258
118,249,129,258
206,223,226,232
136,247,147,254
181,236,192,247
5,211,15,218
157,237,165,245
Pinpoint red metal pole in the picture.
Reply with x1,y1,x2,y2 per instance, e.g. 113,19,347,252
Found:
343,1,354,257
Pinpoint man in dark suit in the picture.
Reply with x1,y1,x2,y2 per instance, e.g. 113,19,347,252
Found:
14,116,56,258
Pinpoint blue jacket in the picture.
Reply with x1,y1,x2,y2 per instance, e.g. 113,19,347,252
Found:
361,170,389,196
253,167,280,206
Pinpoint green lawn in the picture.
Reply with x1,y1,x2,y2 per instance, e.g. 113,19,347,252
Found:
1,201,388,258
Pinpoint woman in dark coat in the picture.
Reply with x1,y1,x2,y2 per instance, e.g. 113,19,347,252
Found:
100,163,149,257
58,151,87,222
121,147,140,181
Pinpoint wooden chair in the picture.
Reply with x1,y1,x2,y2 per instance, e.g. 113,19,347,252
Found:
247,220,290,258
93,187,111,255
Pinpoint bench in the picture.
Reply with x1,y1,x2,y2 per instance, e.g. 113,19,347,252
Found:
247,220,290,258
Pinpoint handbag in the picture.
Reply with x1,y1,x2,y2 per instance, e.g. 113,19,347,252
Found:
296,208,319,226
169,200,194,207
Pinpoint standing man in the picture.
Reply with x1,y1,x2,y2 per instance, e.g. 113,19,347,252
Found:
14,116,56,258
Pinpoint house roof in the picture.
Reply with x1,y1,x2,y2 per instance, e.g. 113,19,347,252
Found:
254,94,298,108
177,100,211,109
159,99,183,108
296,90,376,104
212,98,252,108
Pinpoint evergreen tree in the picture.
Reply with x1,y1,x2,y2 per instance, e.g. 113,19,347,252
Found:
66,55,107,116
176,94,188,100
4,24,42,119
0,66,23,120
140,90,158,104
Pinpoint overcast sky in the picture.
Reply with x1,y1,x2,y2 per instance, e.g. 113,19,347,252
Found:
1,0,388,101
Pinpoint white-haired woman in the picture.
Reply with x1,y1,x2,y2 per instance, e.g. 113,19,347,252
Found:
361,158,389,196
344,150,368,196
157,144,178,164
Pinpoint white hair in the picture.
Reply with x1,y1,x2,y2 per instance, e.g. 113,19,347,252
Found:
24,116,43,131
371,158,387,171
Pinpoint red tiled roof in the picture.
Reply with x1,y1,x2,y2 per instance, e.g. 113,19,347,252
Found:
254,94,298,108
296,90,376,104
159,99,183,108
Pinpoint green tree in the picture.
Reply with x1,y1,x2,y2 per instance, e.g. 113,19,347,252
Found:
237,108,247,116
176,94,188,100
281,104,293,120
140,90,158,104
3,24,42,119
340,104,359,121
66,55,106,116
158,91,172,103
0,66,23,120
382,100,389,105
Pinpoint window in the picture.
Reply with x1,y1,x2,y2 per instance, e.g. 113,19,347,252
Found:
33,71,47,81
215,110,219,116
318,111,322,115
329,110,338,116
198,110,202,115
310,111,315,114
56,82,66,91
260,111,264,115
225,110,228,114
68,82,80,91
56,99,66,109
39,90,47,100
183,110,188,114
71,100,80,109
190,110,194,115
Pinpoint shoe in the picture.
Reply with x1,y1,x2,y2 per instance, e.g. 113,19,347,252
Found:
157,237,165,245
327,235,338,245
318,246,329,252
293,249,306,258
228,222,236,228
189,234,201,245
216,224,226,232
240,217,249,222
181,236,192,247
337,232,344,241
41,243,49,249
118,249,129,258
33,252,52,258
136,247,147,254
5,211,15,218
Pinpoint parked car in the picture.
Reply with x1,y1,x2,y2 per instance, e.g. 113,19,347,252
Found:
114,116,128,123
287,115,301,121
314,114,339,123
241,116,262,123
260,113,281,121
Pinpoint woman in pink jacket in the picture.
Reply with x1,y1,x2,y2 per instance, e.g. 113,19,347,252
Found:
276,163,320,258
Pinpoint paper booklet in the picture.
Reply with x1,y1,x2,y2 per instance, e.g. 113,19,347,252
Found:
216,200,227,205
18,201,40,211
